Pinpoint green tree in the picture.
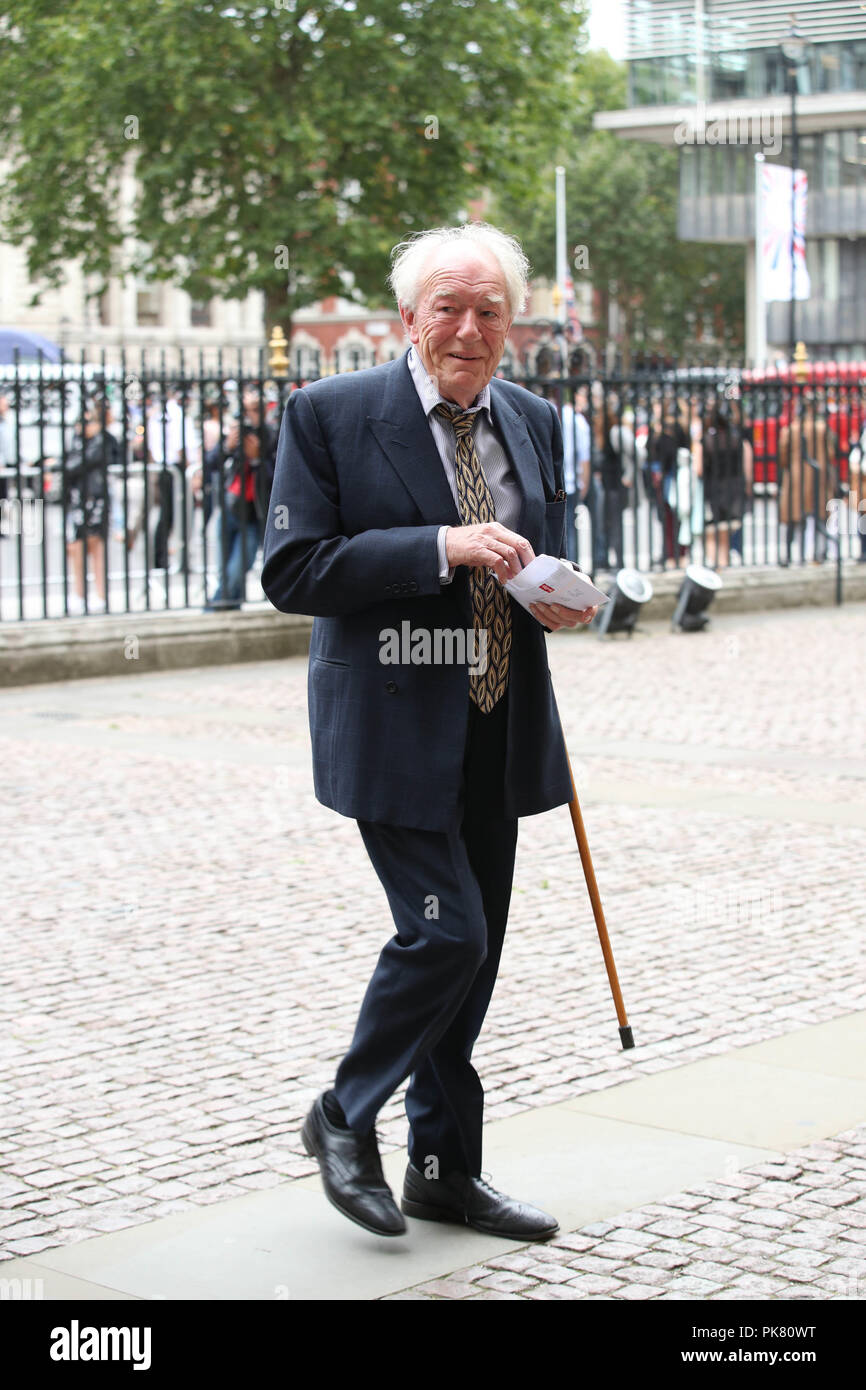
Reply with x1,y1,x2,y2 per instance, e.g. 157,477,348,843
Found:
565,132,745,364
0,0,588,336
493,49,745,365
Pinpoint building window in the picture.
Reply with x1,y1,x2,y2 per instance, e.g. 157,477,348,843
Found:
799,134,817,191
817,42,842,95
335,342,372,372
294,345,321,379
136,284,161,326
190,300,212,328
712,49,747,102
824,133,840,192
98,289,111,326
824,240,840,302
841,130,860,191
805,239,822,297
630,59,657,106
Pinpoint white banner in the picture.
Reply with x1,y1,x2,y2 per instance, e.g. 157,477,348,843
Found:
762,163,811,302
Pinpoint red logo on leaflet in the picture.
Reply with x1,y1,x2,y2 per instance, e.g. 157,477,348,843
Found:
539,583,555,593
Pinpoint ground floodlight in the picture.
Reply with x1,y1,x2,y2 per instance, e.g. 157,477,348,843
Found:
672,564,722,632
595,568,654,636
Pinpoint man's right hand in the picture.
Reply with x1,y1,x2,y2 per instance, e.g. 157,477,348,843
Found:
445,523,535,584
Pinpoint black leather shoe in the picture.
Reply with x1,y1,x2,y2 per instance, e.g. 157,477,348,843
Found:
301,1094,406,1237
401,1162,559,1241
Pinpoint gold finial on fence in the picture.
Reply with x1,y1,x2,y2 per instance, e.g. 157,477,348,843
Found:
793,340,809,382
268,325,289,375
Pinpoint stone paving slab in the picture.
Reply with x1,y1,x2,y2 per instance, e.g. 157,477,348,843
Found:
1,602,865,1297
0,1015,861,1301
387,1118,866,1302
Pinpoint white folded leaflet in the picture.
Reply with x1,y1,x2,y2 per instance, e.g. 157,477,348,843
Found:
503,554,609,613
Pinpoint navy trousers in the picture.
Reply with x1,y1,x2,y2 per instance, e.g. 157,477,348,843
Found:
333,690,518,1178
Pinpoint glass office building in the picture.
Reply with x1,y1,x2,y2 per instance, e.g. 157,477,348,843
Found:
595,1,866,359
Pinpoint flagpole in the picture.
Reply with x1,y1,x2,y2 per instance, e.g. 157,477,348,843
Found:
555,165,568,370
754,151,767,369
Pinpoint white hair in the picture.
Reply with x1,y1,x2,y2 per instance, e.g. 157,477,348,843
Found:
388,222,530,318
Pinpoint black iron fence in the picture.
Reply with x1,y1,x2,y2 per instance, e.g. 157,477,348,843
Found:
1,350,864,621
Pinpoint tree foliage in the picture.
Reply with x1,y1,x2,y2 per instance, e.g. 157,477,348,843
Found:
0,0,588,328
492,49,745,363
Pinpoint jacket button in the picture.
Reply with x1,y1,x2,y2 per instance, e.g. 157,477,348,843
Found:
385,680,398,693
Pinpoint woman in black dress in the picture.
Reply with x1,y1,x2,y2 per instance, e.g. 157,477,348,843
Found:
61,411,120,611
698,401,752,569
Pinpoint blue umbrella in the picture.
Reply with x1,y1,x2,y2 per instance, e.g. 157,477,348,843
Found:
0,328,62,364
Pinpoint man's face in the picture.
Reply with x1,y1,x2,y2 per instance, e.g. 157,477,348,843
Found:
400,245,513,408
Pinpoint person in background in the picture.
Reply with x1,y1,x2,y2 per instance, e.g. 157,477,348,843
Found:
205,426,264,609
55,410,120,613
849,421,866,561
777,396,836,565
0,393,13,504
561,386,591,564
589,391,611,571
645,398,690,569
221,389,279,528
698,401,752,570
193,399,225,528
146,386,186,570
593,392,633,572
727,396,751,564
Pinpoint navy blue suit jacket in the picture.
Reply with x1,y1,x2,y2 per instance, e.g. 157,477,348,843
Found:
261,349,573,831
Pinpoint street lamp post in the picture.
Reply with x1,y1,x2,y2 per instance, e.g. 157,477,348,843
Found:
781,17,808,361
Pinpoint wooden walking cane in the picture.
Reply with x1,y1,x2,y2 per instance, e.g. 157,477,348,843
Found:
564,745,634,1050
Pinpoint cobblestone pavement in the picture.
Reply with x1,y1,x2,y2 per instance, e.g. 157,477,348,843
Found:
2,602,865,1298
382,1127,866,1300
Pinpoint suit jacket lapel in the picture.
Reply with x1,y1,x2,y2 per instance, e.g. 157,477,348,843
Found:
366,352,460,527
489,382,548,546
366,355,547,545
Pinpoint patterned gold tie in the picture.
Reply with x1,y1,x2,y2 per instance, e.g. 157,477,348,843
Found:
435,403,512,712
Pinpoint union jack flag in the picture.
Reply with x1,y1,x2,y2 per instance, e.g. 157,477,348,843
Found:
762,163,811,302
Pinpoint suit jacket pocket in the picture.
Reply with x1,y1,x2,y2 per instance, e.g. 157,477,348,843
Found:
544,497,566,557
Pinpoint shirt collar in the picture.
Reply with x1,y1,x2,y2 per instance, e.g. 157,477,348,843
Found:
407,346,492,421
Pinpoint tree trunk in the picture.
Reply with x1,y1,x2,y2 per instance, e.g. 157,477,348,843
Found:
619,301,632,374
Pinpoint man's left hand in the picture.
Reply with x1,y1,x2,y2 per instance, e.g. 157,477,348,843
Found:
529,601,598,631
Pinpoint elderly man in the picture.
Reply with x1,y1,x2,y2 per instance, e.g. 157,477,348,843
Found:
261,222,596,1241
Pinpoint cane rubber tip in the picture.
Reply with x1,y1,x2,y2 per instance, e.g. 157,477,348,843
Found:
619,1025,635,1050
